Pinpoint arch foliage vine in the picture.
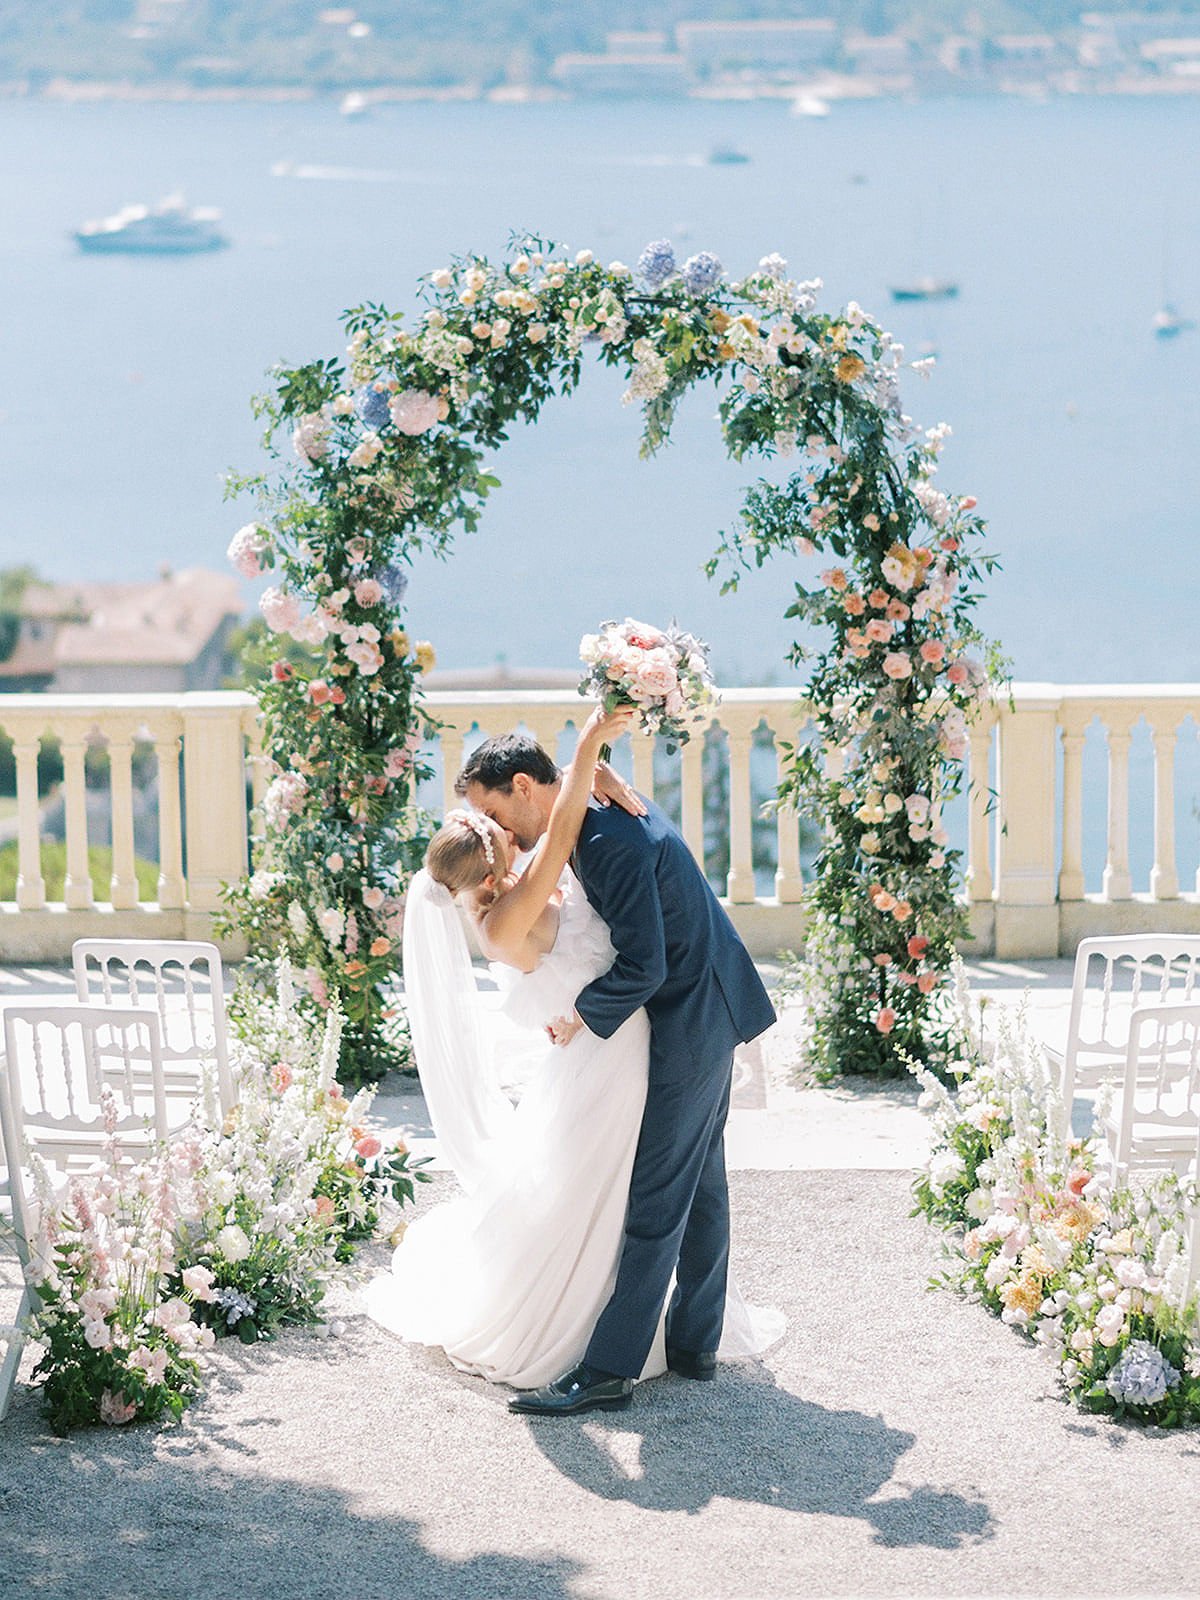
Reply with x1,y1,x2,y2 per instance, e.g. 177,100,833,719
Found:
222,234,997,1085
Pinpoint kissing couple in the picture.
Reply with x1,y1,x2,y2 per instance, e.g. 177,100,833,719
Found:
367,703,781,1415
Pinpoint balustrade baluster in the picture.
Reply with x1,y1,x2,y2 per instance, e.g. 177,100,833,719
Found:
439,726,465,816
107,736,139,909
966,719,995,902
769,714,804,905
679,738,705,867
60,733,94,911
631,732,655,799
1149,715,1180,900
154,733,185,909
13,734,46,911
724,714,757,905
1102,717,1134,901
1058,718,1087,902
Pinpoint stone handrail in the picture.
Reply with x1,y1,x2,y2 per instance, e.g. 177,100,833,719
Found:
0,683,1197,961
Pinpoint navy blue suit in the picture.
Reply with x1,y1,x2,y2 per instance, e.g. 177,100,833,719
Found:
571,797,776,1378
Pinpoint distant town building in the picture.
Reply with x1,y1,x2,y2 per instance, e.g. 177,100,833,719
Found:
551,51,689,97
605,31,669,54
0,568,241,693
675,19,838,75
1140,37,1200,74
842,32,912,76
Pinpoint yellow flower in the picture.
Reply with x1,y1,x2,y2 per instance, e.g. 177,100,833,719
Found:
735,314,759,335
1021,1246,1051,1278
709,309,733,334
388,1220,408,1247
716,341,736,361
836,353,866,383
414,640,437,673
999,1272,1042,1317
830,323,849,350
388,628,410,657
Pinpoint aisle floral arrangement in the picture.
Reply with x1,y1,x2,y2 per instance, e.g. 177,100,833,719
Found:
20,965,429,1431
911,966,1200,1428
222,232,997,1083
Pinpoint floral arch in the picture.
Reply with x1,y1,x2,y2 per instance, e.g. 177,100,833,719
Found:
221,235,997,1086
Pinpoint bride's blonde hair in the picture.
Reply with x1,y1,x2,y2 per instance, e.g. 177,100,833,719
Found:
425,812,496,900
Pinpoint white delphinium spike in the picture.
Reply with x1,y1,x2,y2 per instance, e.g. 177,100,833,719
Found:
318,1007,343,1090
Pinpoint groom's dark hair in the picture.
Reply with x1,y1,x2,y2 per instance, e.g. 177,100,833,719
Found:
456,734,559,796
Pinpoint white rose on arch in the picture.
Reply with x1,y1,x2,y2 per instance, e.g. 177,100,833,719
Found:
389,389,440,435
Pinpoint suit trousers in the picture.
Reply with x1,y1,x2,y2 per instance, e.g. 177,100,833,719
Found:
584,1057,734,1379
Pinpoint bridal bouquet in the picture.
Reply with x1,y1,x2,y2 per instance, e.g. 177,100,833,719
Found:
579,618,718,748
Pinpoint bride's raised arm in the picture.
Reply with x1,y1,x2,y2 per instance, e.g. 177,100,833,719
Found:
481,703,637,952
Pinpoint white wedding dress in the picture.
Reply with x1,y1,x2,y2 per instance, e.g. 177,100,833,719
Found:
366,868,780,1388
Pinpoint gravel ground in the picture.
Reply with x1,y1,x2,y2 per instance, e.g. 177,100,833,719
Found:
1,1170,1197,1600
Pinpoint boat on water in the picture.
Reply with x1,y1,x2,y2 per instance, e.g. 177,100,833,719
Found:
74,197,228,255
1153,303,1195,338
791,92,830,118
708,145,750,165
889,278,959,303
340,91,369,118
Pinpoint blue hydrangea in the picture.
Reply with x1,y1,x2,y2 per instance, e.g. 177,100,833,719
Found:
215,1286,258,1327
375,560,409,608
1104,1339,1180,1407
636,239,676,290
355,381,391,433
681,251,723,296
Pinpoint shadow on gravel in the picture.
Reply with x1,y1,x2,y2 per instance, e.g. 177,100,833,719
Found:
523,1363,994,1550
0,1405,580,1600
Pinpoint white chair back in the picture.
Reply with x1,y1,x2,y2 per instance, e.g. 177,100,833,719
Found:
2,1004,169,1175
1109,1002,1200,1180
72,938,234,1115
1057,935,1200,1129
0,1049,37,1422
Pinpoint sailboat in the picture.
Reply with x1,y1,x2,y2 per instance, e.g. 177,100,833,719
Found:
1153,216,1194,338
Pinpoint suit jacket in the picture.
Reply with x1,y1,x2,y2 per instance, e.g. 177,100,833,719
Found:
572,797,776,1083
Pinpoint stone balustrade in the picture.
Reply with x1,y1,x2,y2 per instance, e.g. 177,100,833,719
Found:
0,684,1196,961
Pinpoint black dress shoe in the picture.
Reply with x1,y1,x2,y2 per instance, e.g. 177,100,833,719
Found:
666,1346,718,1381
508,1361,633,1416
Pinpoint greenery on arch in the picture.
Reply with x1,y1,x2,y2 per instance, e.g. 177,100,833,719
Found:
220,233,998,1086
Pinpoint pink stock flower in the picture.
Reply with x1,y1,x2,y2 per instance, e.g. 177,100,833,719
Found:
272,1062,294,1093
271,661,293,683
354,578,384,607
882,652,913,680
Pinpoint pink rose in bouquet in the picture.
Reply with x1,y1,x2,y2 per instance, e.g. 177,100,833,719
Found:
579,617,717,749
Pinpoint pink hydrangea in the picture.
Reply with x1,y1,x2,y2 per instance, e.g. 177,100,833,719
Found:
227,523,269,579
259,587,302,635
389,389,440,436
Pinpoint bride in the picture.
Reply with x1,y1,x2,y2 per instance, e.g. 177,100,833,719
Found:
366,704,775,1389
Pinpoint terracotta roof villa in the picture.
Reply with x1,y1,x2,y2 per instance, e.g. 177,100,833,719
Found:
0,567,241,692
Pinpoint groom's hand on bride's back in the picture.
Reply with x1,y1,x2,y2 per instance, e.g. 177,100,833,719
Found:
546,1011,586,1047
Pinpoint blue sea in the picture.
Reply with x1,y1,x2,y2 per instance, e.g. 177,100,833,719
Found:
1,92,1198,687
3,92,1200,889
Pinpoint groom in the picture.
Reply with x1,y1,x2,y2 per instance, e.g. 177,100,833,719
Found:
457,735,776,1415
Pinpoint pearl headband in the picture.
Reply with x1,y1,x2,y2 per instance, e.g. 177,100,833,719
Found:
447,808,495,868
